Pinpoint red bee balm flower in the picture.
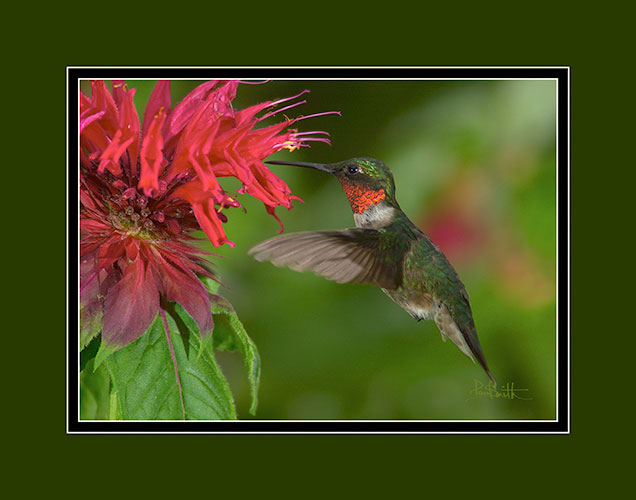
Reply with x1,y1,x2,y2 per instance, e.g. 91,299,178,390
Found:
80,80,339,353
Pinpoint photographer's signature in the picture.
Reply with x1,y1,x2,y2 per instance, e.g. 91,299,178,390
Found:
467,380,532,401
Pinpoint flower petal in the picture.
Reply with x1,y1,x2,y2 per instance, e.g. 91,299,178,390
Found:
164,80,222,147
97,86,140,177
80,262,118,348
138,111,167,196
88,80,119,136
191,196,233,247
101,257,160,348
148,247,214,337
143,80,171,140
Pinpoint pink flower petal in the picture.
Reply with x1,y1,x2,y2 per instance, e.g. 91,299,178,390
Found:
149,248,214,337
143,81,171,140
102,257,160,348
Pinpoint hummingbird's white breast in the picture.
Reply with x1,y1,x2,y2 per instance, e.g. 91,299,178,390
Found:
353,202,397,229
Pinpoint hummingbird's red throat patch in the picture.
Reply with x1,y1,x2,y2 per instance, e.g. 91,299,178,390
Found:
341,183,386,214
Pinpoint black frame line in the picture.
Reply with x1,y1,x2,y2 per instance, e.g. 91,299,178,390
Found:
68,66,569,434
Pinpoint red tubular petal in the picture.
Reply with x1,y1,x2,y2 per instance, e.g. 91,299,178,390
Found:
240,160,293,208
90,81,119,136
234,100,273,126
102,257,160,348
80,92,98,132
97,86,140,177
169,180,206,204
81,121,112,158
265,205,285,233
187,152,223,193
118,87,141,175
111,80,127,109
97,129,130,176
191,198,233,247
138,112,167,196
164,80,221,144
80,109,105,133
143,81,171,140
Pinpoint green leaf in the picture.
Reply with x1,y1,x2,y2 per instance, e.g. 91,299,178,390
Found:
105,315,236,420
212,315,239,351
201,275,222,295
93,334,128,370
80,334,101,372
209,294,261,416
80,359,111,420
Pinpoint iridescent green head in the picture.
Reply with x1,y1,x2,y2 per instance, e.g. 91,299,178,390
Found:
267,157,398,214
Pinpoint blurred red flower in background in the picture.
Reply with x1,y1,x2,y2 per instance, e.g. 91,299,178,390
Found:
80,80,338,352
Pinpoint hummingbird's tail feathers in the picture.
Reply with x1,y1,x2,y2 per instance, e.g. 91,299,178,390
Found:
485,368,497,386
434,302,495,385
249,229,401,290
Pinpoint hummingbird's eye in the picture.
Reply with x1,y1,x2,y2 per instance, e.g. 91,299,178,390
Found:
347,165,359,175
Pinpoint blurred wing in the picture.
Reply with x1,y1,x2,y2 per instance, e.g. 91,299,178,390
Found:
249,229,401,290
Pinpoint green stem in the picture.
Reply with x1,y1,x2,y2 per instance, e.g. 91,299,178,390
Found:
108,391,119,420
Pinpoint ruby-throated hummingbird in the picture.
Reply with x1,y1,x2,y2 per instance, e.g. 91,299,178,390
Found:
249,157,495,384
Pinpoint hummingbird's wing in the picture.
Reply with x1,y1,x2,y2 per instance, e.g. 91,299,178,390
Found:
249,229,401,290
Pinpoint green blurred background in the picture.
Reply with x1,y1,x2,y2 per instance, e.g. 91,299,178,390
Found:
83,79,557,420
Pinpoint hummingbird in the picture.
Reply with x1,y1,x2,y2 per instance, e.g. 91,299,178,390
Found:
249,157,495,384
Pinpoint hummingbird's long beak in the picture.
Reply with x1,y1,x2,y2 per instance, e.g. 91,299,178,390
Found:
266,160,334,173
